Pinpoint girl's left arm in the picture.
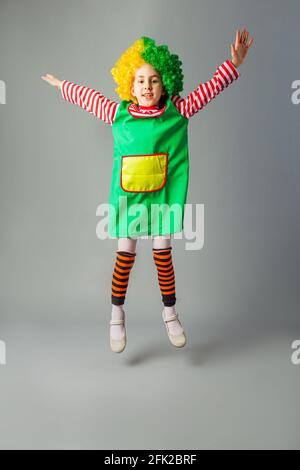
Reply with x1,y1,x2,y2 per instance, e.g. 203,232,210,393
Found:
171,59,240,119
172,28,253,119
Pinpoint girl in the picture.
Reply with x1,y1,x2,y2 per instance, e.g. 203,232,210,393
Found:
41,30,253,353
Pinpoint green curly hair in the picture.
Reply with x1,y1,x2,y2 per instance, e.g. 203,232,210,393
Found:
111,36,184,104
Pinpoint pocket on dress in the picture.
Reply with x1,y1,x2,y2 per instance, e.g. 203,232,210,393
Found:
121,153,168,192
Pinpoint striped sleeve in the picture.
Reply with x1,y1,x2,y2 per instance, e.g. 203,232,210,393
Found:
60,80,119,125
171,59,240,119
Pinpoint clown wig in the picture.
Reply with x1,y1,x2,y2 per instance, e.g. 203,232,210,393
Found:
111,37,184,104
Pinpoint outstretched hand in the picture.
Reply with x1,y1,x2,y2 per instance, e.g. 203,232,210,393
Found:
41,74,62,90
230,28,253,68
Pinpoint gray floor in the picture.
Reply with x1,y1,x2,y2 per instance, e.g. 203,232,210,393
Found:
0,308,299,450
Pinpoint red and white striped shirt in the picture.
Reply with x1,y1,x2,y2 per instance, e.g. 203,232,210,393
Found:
60,59,240,124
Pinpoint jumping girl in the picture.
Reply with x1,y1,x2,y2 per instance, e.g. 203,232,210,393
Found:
41,29,253,353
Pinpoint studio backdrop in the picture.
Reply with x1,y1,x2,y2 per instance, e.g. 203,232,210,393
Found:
0,0,299,450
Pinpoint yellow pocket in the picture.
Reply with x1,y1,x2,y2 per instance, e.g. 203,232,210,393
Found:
121,153,168,192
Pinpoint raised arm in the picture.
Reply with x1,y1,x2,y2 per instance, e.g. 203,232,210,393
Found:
171,28,253,119
171,59,240,119
60,80,119,125
41,73,119,125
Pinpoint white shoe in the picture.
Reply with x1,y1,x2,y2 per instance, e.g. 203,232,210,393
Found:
162,310,187,348
110,317,126,353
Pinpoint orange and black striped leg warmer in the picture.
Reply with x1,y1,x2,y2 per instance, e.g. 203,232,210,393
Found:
111,251,136,306
152,247,176,307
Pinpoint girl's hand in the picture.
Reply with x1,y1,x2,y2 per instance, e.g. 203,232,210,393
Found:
41,74,62,90
230,28,253,68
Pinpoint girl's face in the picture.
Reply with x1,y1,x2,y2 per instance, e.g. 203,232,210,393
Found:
131,63,165,107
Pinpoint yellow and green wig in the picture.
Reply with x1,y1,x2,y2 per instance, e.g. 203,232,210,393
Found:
111,37,184,104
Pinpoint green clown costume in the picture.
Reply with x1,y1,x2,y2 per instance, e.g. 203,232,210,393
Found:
108,97,189,238
60,37,240,240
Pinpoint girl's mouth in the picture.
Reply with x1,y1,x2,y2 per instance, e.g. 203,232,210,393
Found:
144,94,153,98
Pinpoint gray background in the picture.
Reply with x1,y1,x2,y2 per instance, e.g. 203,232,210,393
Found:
0,0,299,450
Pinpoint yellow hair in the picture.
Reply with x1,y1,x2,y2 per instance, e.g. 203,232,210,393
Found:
110,38,146,104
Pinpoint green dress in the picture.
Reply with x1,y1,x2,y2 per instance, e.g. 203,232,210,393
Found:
108,97,189,238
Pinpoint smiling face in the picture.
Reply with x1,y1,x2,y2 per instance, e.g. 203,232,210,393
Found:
131,63,166,107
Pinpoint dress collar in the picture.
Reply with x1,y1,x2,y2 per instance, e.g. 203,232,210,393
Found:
128,101,167,118
137,104,160,110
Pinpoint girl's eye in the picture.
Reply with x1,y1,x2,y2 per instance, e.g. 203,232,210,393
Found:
138,80,159,84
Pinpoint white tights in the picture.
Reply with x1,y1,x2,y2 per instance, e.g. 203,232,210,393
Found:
117,234,172,253
111,235,183,339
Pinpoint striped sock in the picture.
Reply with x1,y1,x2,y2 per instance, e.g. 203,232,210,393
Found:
152,247,176,307
111,251,136,306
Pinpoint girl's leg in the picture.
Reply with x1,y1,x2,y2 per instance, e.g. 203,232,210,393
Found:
152,234,172,250
152,234,175,306
110,237,137,340
152,235,183,335
117,237,138,253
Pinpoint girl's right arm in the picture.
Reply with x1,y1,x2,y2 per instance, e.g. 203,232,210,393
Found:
41,74,119,125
